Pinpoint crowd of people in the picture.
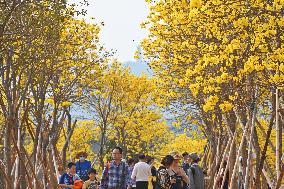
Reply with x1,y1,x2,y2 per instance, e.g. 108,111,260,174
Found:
58,147,206,189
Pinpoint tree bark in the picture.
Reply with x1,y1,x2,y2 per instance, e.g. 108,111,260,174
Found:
275,88,282,180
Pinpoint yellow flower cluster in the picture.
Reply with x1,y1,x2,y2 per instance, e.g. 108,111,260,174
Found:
219,101,234,112
203,95,219,112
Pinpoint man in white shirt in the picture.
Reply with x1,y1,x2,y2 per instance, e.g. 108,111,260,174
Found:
131,154,151,189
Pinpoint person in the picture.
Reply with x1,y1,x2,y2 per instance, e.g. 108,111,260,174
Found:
131,154,152,189
76,151,92,181
83,168,100,189
101,147,130,189
59,162,81,189
156,155,176,189
217,161,229,189
237,156,244,189
147,157,157,189
168,154,189,189
188,153,205,189
127,158,136,189
181,152,190,175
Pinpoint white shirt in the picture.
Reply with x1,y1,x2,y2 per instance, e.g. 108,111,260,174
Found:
131,161,151,182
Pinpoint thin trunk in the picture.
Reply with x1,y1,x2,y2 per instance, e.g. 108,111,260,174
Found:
229,112,251,188
61,120,77,169
213,135,234,189
51,144,60,182
275,88,282,180
262,168,273,188
222,131,237,189
274,163,284,189
0,160,13,188
255,112,275,186
99,124,107,168
47,149,58,189
14,119,21,189
244,104,257,188
229,139,237,189
261,172,268,189
256,119,276,153
3,120,12,189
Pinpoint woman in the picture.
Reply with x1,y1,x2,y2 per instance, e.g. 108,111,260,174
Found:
168,154,189,189
127,158,137,189
156,155,176,189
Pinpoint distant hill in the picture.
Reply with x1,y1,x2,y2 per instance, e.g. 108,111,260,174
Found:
123,60,153,76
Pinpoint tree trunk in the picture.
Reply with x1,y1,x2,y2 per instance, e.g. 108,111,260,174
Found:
14,118,21,189
4,119,12,189
230,111,251,188
255,113,275,187
99,124,107,168
276,88,282,180
244,104,257,189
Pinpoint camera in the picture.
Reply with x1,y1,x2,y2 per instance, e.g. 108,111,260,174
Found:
170,174,183,188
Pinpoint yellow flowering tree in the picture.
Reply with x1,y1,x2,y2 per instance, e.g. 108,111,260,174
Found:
84,62,172,167
141,0,284,187
0,1,107,188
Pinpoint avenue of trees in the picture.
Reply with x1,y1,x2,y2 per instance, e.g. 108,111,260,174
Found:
1,0,283,189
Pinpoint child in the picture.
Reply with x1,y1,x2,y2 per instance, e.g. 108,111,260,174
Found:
59,162,81,189
83,168,100,189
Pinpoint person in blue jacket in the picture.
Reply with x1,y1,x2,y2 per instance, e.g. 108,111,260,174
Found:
76,151,92,181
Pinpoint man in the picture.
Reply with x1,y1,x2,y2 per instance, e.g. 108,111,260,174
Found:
131,154,152,189
101,147,130,189
181,152,190,175
59,162,81,189
76,151,92,181
181,152,190,189
188,153,205,189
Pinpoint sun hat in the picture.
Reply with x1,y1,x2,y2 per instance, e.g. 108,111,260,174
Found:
170,151,178,156
173,154,182,160
75,151,88,159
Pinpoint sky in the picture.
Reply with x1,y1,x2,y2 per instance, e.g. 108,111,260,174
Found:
70,0,150,75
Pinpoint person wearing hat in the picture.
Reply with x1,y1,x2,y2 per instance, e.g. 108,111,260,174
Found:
76,151,92,182
188,153,205,189
168,154,189,189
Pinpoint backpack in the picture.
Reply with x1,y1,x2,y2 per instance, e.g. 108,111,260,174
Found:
105,161,111,176
189,164,205,189
189,166,195,177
